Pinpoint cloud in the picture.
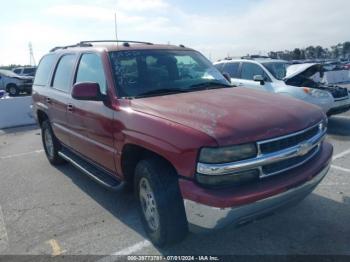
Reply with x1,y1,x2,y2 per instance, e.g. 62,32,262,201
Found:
1,0,350,64
170,0,350,60
116,0,169,12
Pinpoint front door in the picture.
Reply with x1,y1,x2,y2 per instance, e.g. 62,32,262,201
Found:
67,53,116,172
237,62,274,92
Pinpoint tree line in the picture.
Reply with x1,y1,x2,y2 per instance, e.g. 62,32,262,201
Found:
268,42,350,61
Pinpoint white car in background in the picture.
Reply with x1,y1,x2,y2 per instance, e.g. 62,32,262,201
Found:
214,58,350,116
0,69,34,96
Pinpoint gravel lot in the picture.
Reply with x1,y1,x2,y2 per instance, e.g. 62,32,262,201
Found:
0,112,349,258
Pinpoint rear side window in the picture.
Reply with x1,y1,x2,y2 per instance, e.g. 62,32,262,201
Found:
241,62,266,80
75,53,107,95
223,62,240,78
13,69,21,74
34,55,56,86
52,54,76,92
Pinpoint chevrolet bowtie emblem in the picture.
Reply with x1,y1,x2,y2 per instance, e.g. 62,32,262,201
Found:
298,142,312,156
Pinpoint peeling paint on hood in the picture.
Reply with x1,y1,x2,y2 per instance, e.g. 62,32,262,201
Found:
130,88,324,146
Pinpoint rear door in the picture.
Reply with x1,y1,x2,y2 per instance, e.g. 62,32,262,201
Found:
67,52,116,172
48,54,77,147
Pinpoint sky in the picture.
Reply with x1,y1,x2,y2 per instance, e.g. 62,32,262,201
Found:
1,0,350,65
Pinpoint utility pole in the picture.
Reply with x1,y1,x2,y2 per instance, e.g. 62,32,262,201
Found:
29,42,36,66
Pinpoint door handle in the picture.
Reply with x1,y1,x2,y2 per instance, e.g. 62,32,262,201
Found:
238,83,244,86
67,104,74,112
46,97,52,104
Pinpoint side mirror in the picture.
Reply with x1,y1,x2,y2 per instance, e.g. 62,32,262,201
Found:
253,75,265,85
222,72,231,83
72,82,105,101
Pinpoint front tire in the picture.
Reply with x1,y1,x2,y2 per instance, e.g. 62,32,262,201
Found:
41,120,66,165
135,157,188,247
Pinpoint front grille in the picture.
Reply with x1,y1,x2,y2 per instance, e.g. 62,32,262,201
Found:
259,125,319,154
262,146,318,175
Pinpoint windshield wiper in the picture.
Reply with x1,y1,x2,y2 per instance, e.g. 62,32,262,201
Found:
136,88,189,98
189,82,232,89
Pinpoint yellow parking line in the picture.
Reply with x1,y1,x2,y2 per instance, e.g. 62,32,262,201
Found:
47,239,65,256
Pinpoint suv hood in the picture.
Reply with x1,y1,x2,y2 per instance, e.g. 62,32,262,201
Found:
130,88,324,146
284,63,322,82
284,63,349,98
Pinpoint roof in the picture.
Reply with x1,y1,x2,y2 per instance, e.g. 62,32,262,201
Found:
214,58,287,64
49,40,194,53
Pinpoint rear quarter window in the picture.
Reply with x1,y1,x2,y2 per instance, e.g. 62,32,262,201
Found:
34,55,56,86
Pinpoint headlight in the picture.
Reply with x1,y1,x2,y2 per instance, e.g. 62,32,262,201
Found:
198,143,257,164
303,87,330,98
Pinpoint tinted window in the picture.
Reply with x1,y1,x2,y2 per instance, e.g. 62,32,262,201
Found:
23,68,36,75
52,55,76,92
262,62,287,80
34,55,57,86
214,63,224,72
75,53,107,94
241,63,266,80
223,62,240,78
109,50,228,98
13,69,21,74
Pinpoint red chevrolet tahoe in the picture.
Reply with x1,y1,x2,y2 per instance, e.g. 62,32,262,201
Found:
32,40,333,247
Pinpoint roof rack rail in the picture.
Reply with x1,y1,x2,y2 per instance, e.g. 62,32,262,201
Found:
50,40,153,52
241,55,270,60
50,42,92,52
79,40,153,45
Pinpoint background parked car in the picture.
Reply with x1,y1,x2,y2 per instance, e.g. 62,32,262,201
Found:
0,69,34,96
12,66,37,77
214,59,350,116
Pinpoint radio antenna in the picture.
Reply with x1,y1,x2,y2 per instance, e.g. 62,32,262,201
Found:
114,12,119,47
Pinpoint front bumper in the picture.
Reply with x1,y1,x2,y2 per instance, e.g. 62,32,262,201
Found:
327,97,350,116
181,141,333,231
184,164,329,231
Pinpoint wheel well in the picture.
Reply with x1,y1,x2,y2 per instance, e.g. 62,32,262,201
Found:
121,144,176,186
6,83,17,90
37,110,48,127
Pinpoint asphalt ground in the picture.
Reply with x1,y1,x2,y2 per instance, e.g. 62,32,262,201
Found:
0,112,349,259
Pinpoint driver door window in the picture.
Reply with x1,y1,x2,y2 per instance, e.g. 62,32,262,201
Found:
75,53,107,95
241,63,267,80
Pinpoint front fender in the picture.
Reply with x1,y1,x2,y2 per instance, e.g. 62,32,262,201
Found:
113,109,217,178
276,85,333,114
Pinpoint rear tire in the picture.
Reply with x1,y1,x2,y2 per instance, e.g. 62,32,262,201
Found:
41,120,66,165
134,157,188,247
7,85,19,96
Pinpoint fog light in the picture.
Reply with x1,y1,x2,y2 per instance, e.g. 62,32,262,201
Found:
196,169,259,188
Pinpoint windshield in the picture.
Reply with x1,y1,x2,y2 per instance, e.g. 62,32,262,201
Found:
262,62,288,80
109,50,230,98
